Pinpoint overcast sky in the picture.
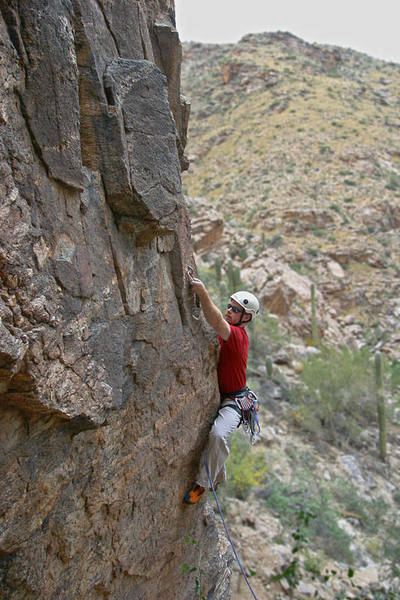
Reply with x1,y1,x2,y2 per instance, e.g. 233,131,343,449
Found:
174,0,400,65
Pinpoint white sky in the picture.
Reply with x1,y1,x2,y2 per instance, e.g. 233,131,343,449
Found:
174,0,400,64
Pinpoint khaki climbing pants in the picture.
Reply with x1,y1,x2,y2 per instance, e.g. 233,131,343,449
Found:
196,404,241,489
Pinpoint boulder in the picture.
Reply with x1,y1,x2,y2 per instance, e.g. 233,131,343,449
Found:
327,260,345,279
191,212,225,254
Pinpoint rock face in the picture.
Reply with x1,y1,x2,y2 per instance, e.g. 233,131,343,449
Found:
0,2,229,598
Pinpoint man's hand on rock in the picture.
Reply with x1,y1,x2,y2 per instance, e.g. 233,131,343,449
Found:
189,276,206,297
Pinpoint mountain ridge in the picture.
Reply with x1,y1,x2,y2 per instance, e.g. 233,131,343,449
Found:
181,31,400,357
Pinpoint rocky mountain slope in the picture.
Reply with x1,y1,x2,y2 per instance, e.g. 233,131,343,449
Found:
0,2,230,598
181,32,400,357
180,33,400,599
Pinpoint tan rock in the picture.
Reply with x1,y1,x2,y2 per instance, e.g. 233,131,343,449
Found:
351,565,380,587
221,61,242,84
327,260,345,278
260,280,295,316
191,212,224,254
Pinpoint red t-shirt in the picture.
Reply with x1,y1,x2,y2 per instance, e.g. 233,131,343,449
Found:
217,325,249,394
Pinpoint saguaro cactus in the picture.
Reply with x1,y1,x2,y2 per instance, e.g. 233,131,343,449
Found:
227,260,234,294
214,257,222,284
265,356,274,377
375,351,387,461
227,260,241,294
310,283,319,347
233,266,241,290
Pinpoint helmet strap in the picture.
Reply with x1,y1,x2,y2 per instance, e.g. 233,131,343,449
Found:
237,309,251,326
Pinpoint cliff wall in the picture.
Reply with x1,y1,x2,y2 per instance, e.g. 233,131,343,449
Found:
0,2,229,598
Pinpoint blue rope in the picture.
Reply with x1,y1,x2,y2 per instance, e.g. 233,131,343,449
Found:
204,452,259,600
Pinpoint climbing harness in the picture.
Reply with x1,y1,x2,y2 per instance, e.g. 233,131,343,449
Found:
205,451,259,600
222,387,261,445
187,265,201,320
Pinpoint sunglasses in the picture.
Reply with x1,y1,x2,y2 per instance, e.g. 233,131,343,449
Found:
227,303,243,314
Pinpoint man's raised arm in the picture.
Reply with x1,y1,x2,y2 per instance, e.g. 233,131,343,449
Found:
189,278,230,341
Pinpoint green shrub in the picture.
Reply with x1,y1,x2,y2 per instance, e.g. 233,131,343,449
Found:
225,432,269,499
263,473,354,563
320,145,331,154
386,172,400,191
289,262,302,273
311,227,325,237
384,526,400,577
293,346,376,445
268,234,283,248
332,478,389,535
390,359,400,391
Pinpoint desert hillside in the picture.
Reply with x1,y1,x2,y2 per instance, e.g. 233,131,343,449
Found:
181,32,400,600
182,32,400,357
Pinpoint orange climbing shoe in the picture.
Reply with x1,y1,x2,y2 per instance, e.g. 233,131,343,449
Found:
183,484,205,505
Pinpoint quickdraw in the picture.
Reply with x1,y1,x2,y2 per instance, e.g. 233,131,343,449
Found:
187,265,201,320
236,389,261,445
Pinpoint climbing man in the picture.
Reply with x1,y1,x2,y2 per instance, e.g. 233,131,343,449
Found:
183,273,260,505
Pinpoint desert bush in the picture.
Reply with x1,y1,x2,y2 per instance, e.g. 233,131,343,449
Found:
386,172,400,191
332,478,389,535
390,359,400,392
292,346,377,445
311,226,325,237
262,472,354,563
225,431,269,499
384,526,400,578
267,234,283,248
289,262,302,273
319,144,331,154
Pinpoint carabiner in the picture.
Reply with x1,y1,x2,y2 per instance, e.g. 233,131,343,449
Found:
187,265,201,320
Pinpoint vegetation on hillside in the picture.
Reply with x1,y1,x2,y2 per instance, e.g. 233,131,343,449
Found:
181,32,400,332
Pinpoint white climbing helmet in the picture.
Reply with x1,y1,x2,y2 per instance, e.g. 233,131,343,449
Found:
231,291,260,318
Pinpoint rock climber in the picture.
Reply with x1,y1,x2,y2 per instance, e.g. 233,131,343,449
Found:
183,273,260,505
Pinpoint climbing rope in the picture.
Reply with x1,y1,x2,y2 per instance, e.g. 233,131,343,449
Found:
205,452,259,600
